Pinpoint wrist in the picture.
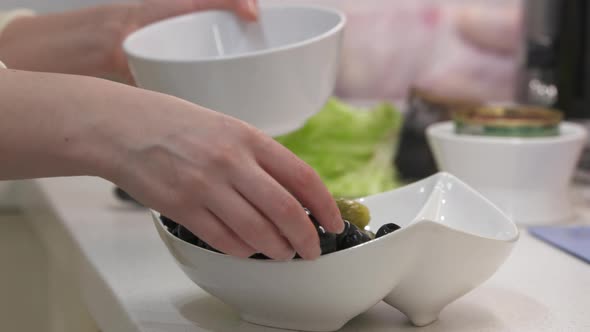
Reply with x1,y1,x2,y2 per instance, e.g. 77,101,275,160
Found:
57,76,136,182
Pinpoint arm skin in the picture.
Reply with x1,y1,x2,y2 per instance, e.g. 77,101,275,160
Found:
0,69,343,260
0,0,344,261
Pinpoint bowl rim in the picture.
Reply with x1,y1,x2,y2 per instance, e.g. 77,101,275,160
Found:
153,209,518,265
427,121,588,145
151,172,519,264
151,208,409,264
123,4,346,63
358,172,520,243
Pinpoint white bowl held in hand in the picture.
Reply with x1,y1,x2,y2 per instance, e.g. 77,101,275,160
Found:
123,5,345,136
151,172,518,331
427,121,588,225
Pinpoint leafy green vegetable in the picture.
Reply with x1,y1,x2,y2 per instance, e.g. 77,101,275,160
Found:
275,97,404,198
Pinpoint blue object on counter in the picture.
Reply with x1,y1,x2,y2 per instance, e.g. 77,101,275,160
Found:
529,226,590,264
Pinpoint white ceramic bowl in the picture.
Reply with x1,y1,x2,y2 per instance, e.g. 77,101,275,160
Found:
123,5,345,136
427,121,588,225
152,172,518,331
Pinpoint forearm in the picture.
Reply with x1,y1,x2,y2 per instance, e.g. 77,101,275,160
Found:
0,69,122,180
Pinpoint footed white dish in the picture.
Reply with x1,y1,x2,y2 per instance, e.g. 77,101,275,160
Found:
152,172,519,331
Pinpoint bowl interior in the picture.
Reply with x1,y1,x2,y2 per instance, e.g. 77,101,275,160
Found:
124,5,344,62
360,173,518,242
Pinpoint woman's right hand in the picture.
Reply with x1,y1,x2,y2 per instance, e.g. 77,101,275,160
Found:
88,77,345,260
0,70,343,260
0,0,257,82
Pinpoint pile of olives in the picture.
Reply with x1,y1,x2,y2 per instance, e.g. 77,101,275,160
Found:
161,198,401,259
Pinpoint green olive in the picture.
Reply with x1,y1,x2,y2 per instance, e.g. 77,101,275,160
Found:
362,230,376,240
335,198,371,230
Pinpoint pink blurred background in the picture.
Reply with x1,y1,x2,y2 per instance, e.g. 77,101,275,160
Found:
1,0,523,102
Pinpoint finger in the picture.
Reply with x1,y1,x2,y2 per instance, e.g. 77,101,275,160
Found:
456,5,521,55
140,0,258,26
255,138,344,234
207,187,296,260
233,163,322,260
182,208,256,258
233,0,258,21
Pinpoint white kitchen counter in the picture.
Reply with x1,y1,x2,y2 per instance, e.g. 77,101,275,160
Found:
7,176,590,332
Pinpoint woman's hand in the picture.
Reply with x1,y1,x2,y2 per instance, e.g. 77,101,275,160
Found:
0,70,343,260
105,83,345,260
0,0,257,82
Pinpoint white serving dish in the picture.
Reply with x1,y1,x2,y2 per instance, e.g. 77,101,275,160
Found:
152,172,518,331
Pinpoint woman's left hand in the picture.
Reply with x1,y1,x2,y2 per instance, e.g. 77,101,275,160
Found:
0,0,258,82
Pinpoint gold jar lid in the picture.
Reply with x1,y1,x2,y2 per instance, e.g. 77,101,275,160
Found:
453,105,563,137
408,88,481,114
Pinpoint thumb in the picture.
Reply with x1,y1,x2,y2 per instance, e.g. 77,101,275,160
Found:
456,5,522,55
139,0,258,26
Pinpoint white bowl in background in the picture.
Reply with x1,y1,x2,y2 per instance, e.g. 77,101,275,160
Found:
123,5,345,136
152,172,518,331
427,121,588,225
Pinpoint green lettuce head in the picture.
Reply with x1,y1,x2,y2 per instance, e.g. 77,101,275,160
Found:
275,98,403,198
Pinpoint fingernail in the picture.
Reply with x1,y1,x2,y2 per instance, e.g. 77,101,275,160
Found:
334,220,345,233
275,240,296,260
328,212,345,233
247,0,258,18
275,249,296,261
312,244,321,258
303,243,321,260
333,211,345,232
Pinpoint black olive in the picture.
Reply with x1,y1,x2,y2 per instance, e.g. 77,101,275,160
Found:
334,219,352,249
304,207,320,226
318,229,338,255
338,219,353,237
305,208,338,255
170,224,181,237
336,220,371,250
160,215,178,231
376,223,401,238
250,253,271,260
176,225,201,246
160,216,221,253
